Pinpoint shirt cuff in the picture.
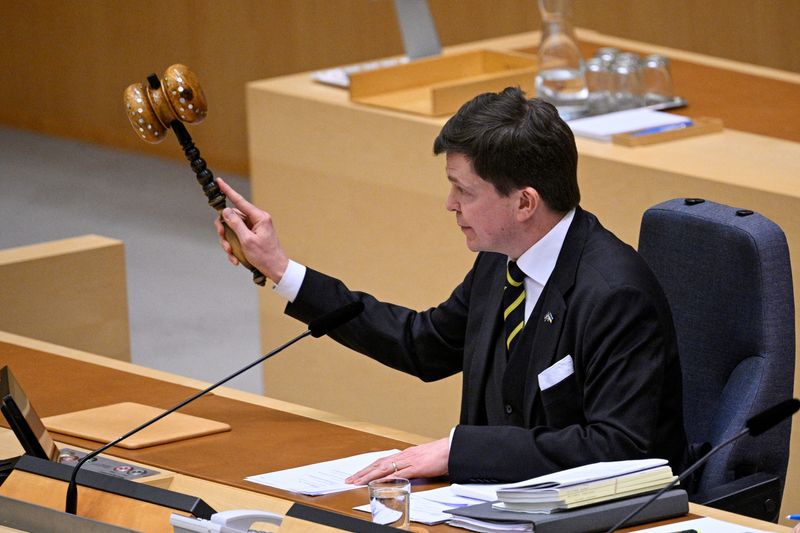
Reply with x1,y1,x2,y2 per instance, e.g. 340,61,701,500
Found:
273,259,306,303
448,426,456,451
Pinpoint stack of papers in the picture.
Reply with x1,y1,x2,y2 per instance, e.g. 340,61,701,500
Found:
245,449,399,495
446,489,689,533
447,516,533,532
493,459,675,513
248,452,681,532
567,109,693,142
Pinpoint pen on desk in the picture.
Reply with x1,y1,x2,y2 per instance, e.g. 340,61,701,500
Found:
788,514,800,520
629,120,694,137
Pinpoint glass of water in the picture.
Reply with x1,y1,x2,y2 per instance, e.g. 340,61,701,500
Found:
369,477,411,529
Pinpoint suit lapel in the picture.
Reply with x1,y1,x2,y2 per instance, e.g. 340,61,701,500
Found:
523,207,589,421
463,255,506,424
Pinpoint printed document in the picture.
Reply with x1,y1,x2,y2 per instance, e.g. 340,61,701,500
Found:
245,449,399,496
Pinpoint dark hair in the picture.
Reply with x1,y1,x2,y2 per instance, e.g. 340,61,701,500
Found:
433,87,580,212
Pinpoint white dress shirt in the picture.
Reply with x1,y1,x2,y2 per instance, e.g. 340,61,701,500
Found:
515,208,575,321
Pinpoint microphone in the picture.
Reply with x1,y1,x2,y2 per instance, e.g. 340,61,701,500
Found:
65,301,364,515
604,397,800,533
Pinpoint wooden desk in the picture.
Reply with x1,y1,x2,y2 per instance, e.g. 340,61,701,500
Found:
246,29,800,524
0,331,791,532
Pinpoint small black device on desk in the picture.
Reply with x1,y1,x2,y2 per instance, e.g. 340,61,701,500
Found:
0,365,158,483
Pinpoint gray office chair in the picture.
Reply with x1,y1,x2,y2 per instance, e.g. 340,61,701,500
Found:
638,198,795,522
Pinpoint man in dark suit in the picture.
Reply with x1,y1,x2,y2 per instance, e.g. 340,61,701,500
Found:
215,87,689,484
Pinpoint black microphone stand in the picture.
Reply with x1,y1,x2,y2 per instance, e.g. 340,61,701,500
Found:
603,428,749,533
65,329,311,514
605,396,800,533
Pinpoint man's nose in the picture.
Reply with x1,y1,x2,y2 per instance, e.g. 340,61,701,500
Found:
445,191,457,212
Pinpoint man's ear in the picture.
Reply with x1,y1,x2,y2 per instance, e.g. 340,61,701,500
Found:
516,187,540,221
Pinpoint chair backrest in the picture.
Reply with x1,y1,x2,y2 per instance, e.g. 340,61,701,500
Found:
638,198,794,495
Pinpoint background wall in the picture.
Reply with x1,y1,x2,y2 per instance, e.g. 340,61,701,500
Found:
1,0,798,177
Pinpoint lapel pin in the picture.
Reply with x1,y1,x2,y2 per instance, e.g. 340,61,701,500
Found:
544,311,554,324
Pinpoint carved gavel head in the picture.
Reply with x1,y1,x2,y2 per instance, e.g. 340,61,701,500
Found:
123,64,207,143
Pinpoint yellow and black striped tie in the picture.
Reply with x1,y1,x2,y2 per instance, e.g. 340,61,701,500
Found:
503,261,526,354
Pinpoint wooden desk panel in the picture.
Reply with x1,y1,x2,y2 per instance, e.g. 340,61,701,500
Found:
0,235,130,361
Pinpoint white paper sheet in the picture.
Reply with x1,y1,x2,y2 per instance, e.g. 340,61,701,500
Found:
567,109,692,141
451,482,507,502
245,449,400,496
633,516,771,533
447,516,533,532
499,458,668,491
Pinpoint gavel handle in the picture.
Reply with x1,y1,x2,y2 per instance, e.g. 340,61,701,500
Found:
171,121,266,286
220,214,267,286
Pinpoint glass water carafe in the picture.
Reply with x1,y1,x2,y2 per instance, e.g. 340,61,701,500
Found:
535,0,588,119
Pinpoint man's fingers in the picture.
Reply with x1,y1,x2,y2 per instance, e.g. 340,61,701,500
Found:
222,207,249,236
217,178,261,219
345,462,380,484
346,459,397,485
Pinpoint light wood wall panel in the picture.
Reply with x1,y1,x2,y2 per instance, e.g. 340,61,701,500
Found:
574,0,800,74
0,235,131,361
1,1,797,177
0,0,534,177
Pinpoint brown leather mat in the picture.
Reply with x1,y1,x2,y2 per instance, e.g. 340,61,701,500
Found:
0,342,449,528
518,44,800,144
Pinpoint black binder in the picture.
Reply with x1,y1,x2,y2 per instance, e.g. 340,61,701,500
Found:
447,489,689,533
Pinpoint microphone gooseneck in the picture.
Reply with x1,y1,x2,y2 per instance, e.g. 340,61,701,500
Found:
65,302,364,515
604,397,799,533
745,398,800,437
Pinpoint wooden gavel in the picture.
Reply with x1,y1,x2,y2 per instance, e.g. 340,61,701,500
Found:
123,64,266,286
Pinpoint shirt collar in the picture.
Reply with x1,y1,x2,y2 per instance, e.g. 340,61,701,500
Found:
513,208,576,286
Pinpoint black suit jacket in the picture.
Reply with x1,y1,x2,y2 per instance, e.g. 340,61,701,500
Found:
286,208,689,483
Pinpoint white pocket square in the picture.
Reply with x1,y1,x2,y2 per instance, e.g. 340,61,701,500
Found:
538,355,574,391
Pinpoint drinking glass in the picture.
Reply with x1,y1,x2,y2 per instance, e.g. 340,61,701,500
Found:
368,478,410,529
642,54,674,105
585,57,613,115
611,53,644,110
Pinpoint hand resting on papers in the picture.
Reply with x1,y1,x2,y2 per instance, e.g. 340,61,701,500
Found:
345,438,450,485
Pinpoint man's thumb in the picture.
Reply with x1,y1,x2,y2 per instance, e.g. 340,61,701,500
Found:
222,208,247,235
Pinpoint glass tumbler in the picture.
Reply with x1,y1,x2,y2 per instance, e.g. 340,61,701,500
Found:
593,47,619,67
585,57,613,115
642,54,674,105
368,477,410,529
611,53,644,110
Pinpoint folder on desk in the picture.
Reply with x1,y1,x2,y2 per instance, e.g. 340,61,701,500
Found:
447,489,688,533
42,402,230,449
